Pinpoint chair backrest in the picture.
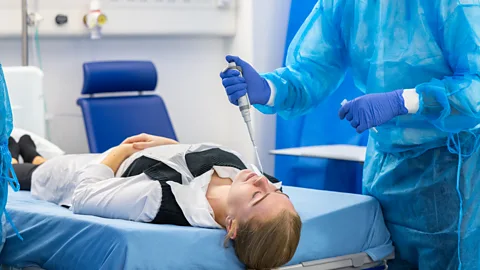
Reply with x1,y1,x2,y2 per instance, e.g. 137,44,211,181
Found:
77,61,177,153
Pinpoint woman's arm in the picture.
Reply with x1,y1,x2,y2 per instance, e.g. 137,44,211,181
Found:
399,4,480,132
121,133,179,150
103,134,178,174
101,144,139,174
254,1,346,119
71,162,162,222
71,136,177,221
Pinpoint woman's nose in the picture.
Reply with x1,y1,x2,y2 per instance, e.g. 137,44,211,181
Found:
253,176,268,188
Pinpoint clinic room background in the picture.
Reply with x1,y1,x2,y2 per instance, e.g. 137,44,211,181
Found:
2,1,478,269
0,0,291,176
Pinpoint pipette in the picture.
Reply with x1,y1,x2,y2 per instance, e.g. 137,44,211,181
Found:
341,99,378,133
224,62,264,173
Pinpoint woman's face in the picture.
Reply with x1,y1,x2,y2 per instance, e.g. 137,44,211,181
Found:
227,170,294,221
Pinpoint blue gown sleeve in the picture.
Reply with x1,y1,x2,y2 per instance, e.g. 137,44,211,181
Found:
254,1,347,119
415,4,480,133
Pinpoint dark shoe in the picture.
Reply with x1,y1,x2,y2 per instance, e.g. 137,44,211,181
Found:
8,137,20,160
19,135,41,163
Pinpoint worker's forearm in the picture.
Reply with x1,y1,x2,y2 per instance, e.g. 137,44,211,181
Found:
101,148,129,174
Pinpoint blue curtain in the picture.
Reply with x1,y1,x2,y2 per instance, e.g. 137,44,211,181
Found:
274,0,367,194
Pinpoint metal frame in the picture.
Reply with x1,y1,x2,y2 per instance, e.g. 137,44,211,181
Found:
21,0,28,66
2,267,43,270
280,252,394,270
2,252,394,270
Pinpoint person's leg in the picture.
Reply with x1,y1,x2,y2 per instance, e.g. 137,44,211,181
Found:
8,137,20,164
32,156,46,165
19,135,45,165
11,164,39,191
363,144,459,270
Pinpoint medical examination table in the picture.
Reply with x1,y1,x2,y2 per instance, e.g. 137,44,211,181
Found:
0,186,393,270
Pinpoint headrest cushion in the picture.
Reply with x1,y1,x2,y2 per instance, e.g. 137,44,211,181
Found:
81,61,157,95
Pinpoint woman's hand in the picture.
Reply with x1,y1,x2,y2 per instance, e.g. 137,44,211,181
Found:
121,133,179,150
101,144,140,174
114,144,141,159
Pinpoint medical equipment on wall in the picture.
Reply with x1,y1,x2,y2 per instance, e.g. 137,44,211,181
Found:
21,0,28,66
15,0,50,140
16,0,44,69
224,62,264,173
83,0,107,40
0,1,236,38
341,99,378,133
28,7,44,70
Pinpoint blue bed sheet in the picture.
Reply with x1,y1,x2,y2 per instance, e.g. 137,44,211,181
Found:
0,187,393,270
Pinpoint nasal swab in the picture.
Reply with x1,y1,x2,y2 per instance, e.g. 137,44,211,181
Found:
251,164,263,176
224,62,264,173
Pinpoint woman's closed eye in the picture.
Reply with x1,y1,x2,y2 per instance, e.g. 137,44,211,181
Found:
251,189,289,206
275,189,289,198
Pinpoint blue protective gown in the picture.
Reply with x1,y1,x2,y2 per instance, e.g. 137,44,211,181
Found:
0,65,21,251
255,1,480,269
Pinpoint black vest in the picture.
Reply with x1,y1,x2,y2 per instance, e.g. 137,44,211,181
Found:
121,148,280,226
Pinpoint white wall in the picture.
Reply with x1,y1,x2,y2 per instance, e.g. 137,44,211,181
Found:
251,0,291,175
226,0,291,174
0,0,292,174
0,37,250,155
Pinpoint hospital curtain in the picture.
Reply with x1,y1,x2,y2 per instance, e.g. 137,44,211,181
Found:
274,0,367,194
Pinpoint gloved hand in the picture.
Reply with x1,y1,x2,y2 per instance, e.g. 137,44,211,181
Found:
338,90,409,133
219,55,271,106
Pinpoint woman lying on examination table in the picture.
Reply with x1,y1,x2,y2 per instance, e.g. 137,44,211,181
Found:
9,133,302,270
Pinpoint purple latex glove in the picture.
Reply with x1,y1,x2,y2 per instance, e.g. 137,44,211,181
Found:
219,55,271,106
338,90,408,133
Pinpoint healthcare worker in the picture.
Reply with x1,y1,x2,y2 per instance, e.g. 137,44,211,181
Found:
0,64,22,251
219,1,480,269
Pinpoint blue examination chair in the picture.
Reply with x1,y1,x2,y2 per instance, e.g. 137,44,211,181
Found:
77,60,177,153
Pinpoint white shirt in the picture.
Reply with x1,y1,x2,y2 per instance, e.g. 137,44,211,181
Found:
31,143,277,228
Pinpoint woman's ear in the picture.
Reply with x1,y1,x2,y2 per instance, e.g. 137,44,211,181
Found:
226,216,238,240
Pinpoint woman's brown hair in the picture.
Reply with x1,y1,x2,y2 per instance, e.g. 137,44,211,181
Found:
225,209,302,270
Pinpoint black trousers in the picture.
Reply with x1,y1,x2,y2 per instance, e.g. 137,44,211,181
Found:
11,164,39,191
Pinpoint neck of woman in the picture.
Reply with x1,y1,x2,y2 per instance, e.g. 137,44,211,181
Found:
206,173,232,228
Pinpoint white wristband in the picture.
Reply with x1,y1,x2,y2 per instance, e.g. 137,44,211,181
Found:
402,89,420,114
265,79,276,106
